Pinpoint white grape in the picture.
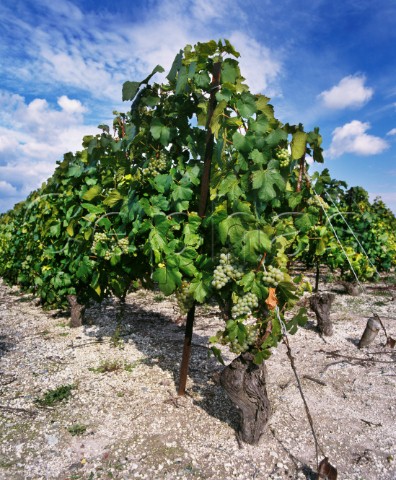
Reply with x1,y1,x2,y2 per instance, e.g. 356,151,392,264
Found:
175,281,194,314
263,265,286,287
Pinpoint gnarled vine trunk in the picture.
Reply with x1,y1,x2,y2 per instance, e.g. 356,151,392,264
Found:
310,292,335,336
339,281,361,296
220,352,270,445
67,295,85,328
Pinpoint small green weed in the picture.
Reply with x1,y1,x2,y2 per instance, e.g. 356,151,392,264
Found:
56,322,69,328
110,324,124,349
67,423,87,436
89,360,123,373
35,384,75,406
153,293,165,302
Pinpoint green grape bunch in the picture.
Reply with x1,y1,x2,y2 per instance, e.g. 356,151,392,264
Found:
307,195,330,210
141,151,168,177
91,232,129,260
117,237,129,254
212,251,244,289
231,292,259,319
175,281,194,314
276,147,291,168
219,323,259,355
262,265,286,287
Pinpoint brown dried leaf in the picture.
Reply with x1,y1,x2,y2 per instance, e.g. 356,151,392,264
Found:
265,287,278,310
318,457,337,479
386,336,395,348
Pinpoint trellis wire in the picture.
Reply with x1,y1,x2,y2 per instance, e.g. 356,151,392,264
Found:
275,306,325,471
323,191,379,275
310,185,364,293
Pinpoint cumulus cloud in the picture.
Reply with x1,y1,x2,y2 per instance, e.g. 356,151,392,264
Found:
229,32,281,94
318,75,373,109
387,128,396,136
0,92,99,210
0,180,17,196
327,120,389,158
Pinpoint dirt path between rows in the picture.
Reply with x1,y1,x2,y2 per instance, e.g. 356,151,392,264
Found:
0,278,395,480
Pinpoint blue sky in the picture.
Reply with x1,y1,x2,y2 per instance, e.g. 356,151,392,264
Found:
0,0,395,213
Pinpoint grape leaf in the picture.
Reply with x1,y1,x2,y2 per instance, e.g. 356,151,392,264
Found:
252,168,286,202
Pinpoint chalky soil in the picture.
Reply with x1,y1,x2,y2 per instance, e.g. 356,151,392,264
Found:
0,278,395,479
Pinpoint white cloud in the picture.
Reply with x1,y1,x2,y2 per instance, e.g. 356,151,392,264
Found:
57,95,86,114
0,92,99,208
387,128,396,136
319,75,373,109
0,180,17,196
229,32,282,94
0,0,281,104
327,120,389,158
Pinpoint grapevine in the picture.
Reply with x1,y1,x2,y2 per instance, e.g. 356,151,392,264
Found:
1,38,393,366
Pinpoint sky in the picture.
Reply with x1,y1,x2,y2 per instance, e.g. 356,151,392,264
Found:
0,0,395,214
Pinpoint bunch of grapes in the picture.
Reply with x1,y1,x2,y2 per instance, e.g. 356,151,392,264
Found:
91,232,108,253
222,324,259,354
307,195,330,210
142,151,168,177
212,251,244,289
262,265,286,287
91,232,129,260
117,237,129,254
231,292,259,318
175,281,194,314
276,147,291,168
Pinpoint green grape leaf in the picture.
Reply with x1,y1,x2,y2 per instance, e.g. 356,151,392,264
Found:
103,189,123,207
221,59,240,84
152,265,182,295
190,276,211,303
217,174,243,202
176,65,188,94
82,185,102,201
241,230,271,263
67,164,84,178
209,100,227,137
172,185,193,202
122,81,140,101
232,131,253,153
252,168,286,202
295,212,318,232
208,346,225,365
237,92,257,118
150,118,171,146
81,203,105,213
167,50,183,83
265,128,288,147
291,131,307,160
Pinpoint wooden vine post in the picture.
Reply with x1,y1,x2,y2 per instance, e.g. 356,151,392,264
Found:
177,61,222,396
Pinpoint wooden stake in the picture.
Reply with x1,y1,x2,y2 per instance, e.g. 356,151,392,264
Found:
178,304,195,396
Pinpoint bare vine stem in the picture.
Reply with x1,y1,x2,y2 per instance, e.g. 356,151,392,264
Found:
276,307,325,471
